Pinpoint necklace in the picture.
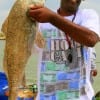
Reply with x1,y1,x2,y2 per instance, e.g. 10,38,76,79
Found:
66,12,77,63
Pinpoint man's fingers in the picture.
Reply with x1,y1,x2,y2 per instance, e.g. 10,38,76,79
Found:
29,9,39,17
27,7,41,19
28,4,43,10
27,5,43,18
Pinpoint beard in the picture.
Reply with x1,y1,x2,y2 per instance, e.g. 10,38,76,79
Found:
67,7,78,13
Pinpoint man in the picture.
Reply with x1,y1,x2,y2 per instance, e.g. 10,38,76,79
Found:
28,0,100,100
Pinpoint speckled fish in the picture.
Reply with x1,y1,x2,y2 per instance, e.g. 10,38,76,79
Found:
1,0,45,100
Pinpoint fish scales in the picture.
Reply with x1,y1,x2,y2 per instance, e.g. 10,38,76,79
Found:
1,0,45,100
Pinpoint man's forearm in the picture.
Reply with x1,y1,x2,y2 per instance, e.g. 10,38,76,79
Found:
50,13,99,47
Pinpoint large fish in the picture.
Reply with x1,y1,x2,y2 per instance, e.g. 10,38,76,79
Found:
1,0,45,100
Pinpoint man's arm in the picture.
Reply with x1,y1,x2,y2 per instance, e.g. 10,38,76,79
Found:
90,48,97,76
50,13,99,47
28,6,100,47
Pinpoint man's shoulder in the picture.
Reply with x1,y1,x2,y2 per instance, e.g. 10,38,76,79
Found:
78,8,98,16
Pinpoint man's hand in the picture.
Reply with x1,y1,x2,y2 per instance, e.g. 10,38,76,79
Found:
28,5,55,23
91,69,97,77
